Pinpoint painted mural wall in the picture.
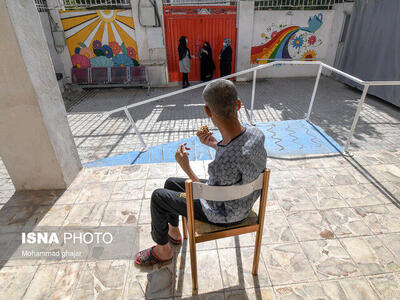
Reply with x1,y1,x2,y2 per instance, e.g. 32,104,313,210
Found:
251,10,334,64
60,10,139,69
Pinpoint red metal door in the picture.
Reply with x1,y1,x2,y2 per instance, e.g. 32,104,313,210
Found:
164,6,237,82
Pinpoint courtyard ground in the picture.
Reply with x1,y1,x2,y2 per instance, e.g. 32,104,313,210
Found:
0,76,399,299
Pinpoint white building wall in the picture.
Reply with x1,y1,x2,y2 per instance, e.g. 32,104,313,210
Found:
236,2,353,79
130,0,168,86
39,12,66,90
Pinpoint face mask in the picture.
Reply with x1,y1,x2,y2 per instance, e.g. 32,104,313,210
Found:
223,42,227,47
186,39,188,44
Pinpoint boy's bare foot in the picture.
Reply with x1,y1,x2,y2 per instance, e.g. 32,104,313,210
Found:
168,224,182,241
152,244,173,260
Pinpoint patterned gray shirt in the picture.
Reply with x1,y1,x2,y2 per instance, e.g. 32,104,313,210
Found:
200,126,267,223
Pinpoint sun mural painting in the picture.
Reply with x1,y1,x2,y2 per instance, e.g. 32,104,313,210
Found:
60,10,139,69
251,13,324,64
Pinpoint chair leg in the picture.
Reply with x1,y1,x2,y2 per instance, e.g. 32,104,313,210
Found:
189,237,198,291
252,226,263,275
182,216,188,239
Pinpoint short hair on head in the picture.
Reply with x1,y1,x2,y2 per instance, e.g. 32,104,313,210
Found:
202,79,238,119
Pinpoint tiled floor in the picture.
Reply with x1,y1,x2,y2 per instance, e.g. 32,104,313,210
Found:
0,150,399,299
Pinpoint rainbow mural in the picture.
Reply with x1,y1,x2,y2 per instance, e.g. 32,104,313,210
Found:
251,13,324,64
60,10,139,68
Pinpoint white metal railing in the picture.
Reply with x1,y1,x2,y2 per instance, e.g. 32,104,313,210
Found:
254,0,347,10
35,0,49,11
163,0,237,5
60,0,131,9
105,61,400,154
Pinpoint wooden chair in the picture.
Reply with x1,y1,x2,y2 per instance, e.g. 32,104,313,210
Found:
182,169,271,291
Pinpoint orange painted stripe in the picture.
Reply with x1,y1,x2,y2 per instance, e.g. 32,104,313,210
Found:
107,23,116,43
114,21,139,59
115,15,134,29
66,18,101,56
61,14,98,31
92,21,106,46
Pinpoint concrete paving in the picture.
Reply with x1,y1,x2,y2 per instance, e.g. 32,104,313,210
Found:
0,151,399,299
63,76,400,164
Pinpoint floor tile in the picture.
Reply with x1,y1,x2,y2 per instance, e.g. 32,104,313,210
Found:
101,200,142,226
0,266,37,299
286,211,334,241
262,211,296,245
367,272,400,300
25,263,82,300
301,239,361,280
84,167,121,183
322,208,372,237
340,236,400,275
174,249,224,297
273,282,327,300
320,168,358,186
111,180,145,200
321,277,380,300
305,186,349,209
274,188,315,213
225,287,276,300
354,205,400,234
219,246,271,290
63,203,107,226
377,233,400,259
118,164,149,181
216,234,254,249
335,184,384,207
73,260,129,299
145,179,167,198
74,182,115,203
290,169,330,188
147,163,177,179
261,243,317,285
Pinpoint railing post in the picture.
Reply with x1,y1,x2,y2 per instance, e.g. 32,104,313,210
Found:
306,64,323,121
123,108,147,151
344,84,370,153
250,69,257,125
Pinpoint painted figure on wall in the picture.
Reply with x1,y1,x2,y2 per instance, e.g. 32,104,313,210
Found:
60,10,139,68
251,13,324,64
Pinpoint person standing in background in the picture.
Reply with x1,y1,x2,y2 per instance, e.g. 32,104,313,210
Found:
199,41,215,82
178,36,191,88
219,38,232,77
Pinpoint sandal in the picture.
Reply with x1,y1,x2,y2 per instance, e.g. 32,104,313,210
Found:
168,234,182,245
134,246,173,266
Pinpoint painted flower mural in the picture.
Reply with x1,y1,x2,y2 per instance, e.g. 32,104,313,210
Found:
80,47,95,59
127,47,137,60
292,37,304,49
71,54,90,68
101,45,114,58
251,13,324,64
112,54,133,67
109,41,121,55
301,50,317,61
308,35,316,45
92,40,102,50
60,9,140,69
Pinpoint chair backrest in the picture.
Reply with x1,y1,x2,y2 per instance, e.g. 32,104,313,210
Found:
191,169,268,201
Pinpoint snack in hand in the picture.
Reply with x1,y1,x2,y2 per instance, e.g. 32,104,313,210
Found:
197,125,209,136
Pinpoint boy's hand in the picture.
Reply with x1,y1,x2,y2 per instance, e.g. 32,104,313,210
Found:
197,131,218,149
175,143,200,182
175,143,190,171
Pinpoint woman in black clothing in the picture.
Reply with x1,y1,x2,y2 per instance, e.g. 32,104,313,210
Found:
178,36,191,88
219,38,232,77
199,41,215,82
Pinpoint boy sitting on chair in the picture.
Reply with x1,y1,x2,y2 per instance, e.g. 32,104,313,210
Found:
135,79,267,266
